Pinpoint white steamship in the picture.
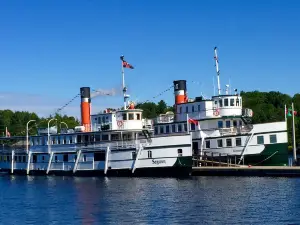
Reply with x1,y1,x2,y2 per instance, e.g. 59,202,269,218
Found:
153,48,288,166
0,60,193,176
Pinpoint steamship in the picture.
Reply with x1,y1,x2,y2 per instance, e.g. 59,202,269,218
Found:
153,48,288,166
0,64,193,177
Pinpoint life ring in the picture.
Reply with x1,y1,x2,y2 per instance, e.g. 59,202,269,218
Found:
214,109,220,116
117,120,123,127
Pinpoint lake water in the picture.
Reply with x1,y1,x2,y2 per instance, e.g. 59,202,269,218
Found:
0,175,299,224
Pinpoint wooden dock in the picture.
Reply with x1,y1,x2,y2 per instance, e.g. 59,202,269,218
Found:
192,166,300,177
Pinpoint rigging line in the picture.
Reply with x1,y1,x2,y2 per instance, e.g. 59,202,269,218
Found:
138,85,174,105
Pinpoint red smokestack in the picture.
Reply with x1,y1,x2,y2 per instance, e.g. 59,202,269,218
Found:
80,87,91,132
173,80,188,105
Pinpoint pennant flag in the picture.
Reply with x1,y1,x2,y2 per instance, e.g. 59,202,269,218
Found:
188,118,198,125
120,55,134,69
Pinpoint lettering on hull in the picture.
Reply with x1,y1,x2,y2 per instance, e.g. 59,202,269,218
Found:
152,159,166,165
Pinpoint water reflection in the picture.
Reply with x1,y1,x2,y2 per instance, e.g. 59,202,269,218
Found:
0,176,299,224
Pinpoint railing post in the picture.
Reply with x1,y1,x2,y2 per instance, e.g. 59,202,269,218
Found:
211,152,213,167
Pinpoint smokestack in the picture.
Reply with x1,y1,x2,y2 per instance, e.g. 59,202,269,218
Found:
80,87,91,132
173,80,187,105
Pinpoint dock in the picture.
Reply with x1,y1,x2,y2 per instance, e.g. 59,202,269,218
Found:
192,166,300,177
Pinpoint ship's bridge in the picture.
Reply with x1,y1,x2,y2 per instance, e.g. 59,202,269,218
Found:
90,108,144,131
212,95,253,118
212,95,242,117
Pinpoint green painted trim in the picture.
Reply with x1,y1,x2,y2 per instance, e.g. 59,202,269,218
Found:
244,143,289,166
173,156,193,167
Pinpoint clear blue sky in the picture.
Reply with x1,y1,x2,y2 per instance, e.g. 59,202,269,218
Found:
0,0,299,117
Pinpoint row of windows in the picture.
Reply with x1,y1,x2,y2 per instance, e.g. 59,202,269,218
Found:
216,97,242,108
218,120,243,128
205,134,278,148
154,123,188,135
30,132,136,146
122,113,141,121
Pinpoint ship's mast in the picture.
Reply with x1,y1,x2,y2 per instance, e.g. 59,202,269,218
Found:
214,47,221,95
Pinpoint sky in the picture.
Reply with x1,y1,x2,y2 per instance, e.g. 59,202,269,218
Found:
0,0,299,119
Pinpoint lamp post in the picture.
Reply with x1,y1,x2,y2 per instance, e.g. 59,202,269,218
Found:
26,120,36,154
48,118,57,145
60,122,68,130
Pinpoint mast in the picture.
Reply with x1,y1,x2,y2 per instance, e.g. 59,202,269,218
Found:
120,55,127,109
214,47,221,95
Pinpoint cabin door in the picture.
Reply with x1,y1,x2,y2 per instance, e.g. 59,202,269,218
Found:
192,142,199,156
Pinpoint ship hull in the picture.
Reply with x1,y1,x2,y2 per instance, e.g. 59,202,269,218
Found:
1,156,193,177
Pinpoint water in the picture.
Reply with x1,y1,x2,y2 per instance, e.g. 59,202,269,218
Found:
0,175,299,225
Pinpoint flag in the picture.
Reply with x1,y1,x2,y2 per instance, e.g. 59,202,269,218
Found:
120,55,134,69
188,118,198,125
286,106,297,117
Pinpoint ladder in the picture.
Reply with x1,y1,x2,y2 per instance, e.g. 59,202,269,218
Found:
26,151,32,175
104,146,110,175
46,152,54,174
132,144,143,174
238,132,254,165
73,149,82,173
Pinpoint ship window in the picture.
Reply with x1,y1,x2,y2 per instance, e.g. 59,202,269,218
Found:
230,99,235,106
184,123,187,132
77,135,82,143
218,121,223,128
239,120,243,126
14,156,17,162
111,134,119,141
198,105,201,111
233,121,237,127
122,113,127,120
226,138,232,147
94,152,105,161
63,154,68,162
224,98,228,106
192,106,194,112
178,149,183,157
147,151,152,158
179,107,182,113
129,113,134,120
178,124,182,132
236,138,242,146
160,126,164,134
70,137,73,144
55,156,58,162
186,106,188,113
270,134,277,144
154,126,158,135
236,98,240,106
257,136,264,144
217,139,223,147
42,156,45,161
166,125,170,133
95,135,100,142
63,136,66,144
83,155,86,162
19,156,22,162
132,152,137,160
205,140,210,148
172,124,176,132
102,117,105,123
226,121,230,128
23,156,26,162
58,138,61,144
102,134,109,141
191,123,195,130
136,113,141,120
219,100,223,107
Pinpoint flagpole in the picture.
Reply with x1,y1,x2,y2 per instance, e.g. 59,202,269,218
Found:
284,104,287,122
186,113,190,133
121,58,127,110
292,102,297,164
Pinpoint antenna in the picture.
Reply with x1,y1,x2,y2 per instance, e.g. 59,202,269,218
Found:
214,47,221,95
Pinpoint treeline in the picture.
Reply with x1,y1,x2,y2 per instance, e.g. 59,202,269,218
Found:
0,110,80,136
